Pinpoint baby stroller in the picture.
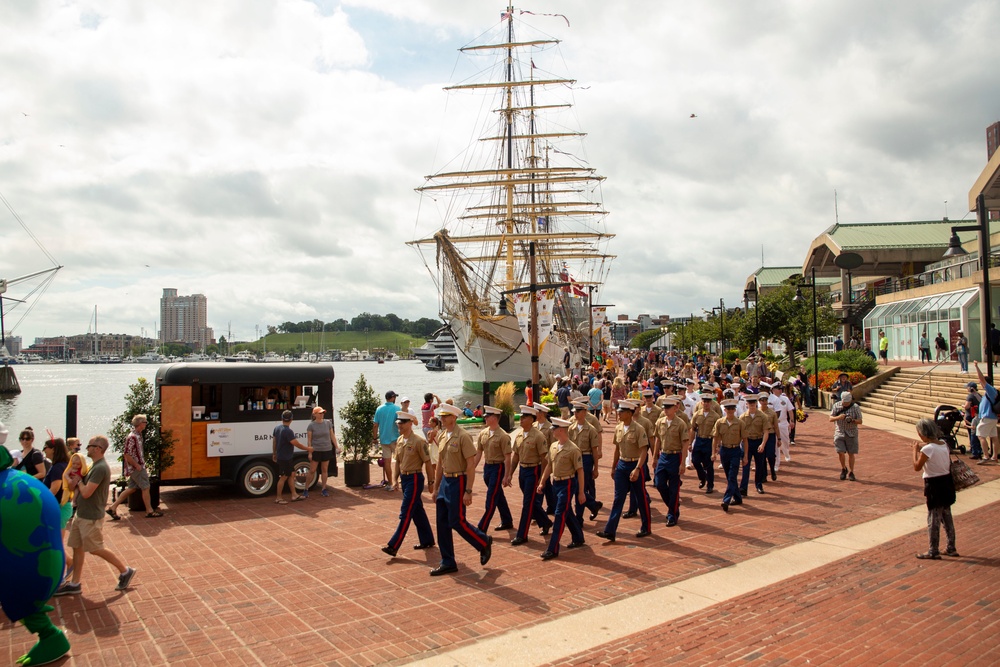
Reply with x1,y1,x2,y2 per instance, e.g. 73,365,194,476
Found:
934,405,968,454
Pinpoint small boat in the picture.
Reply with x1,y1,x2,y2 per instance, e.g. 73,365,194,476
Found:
411,327,458,364
136,352,167,364
225,351,257,362
424,355,454,372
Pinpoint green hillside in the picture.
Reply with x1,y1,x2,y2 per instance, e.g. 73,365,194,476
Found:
233,331,427,356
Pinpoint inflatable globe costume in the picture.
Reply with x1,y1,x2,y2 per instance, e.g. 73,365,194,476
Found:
0,421,71,665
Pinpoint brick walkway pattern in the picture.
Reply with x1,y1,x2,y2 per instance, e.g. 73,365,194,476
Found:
3,409,998,666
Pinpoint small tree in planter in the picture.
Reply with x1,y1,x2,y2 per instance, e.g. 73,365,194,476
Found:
109,377,176,510
338,373,380,487
494,381,517,432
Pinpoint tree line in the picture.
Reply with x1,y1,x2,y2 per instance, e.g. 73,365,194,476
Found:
268,313,443,338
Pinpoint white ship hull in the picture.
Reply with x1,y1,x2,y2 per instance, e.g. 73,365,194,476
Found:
450,315,574,391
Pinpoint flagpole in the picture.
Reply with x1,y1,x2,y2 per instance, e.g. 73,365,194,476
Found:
529,241,539,402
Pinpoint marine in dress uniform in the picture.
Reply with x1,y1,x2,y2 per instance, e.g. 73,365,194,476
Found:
431,404,493,576
537,418,587,559
570,401,603,521
691,392,720,493
505,406,554,545
652,398,690,526
713,400,747,512
625,392,656,518
596,400,652,542
383,413,435,557
475,406,514,533
738,396,770,495
533,403,557,514
758,394,780,481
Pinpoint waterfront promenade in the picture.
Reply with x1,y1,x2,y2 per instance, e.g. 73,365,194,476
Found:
5,411,999,666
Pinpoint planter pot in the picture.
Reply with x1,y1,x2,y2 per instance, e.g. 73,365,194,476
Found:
343,460,371,488
499,413,513,433
127,476,160,511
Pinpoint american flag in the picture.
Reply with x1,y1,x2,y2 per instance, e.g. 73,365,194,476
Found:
500,11,512,20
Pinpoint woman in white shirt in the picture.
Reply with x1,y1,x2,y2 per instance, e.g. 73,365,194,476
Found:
912,418,958,560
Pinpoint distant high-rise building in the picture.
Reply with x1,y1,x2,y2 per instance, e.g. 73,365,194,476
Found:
160,288,214,351
988,121,1000,160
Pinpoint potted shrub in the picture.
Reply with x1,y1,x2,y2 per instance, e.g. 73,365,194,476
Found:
339,373,380,487
494,381,516,432
109,377,175,511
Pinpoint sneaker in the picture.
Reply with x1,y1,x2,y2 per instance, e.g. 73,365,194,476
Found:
840,468,848,481
848,471,856,481
116,566,136,591
302,489,309,498
321,488,329,497
53,581,82,596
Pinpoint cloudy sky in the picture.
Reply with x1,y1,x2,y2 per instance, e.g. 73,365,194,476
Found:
2,0,997,345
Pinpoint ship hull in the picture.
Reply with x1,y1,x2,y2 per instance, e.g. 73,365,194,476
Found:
449,314,576,392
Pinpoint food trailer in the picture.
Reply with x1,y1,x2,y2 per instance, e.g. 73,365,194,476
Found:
155,363,334,496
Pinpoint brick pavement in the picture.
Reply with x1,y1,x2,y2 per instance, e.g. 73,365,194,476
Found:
3,409,998,666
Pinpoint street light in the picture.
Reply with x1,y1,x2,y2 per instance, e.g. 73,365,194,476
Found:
744,279,759,355
942,193,992,385
793,267,819,408
709,299,725,360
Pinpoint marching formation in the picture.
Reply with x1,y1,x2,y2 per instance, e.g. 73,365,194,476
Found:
381,352,804,575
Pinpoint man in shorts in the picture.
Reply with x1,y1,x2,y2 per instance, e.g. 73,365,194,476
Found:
107,414,162,519
830,391,862,481
273,410,312,503
974,362,999,462
54,435,136,595
373,390,401,488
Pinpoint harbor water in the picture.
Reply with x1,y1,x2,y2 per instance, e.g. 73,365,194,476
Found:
0,361,487,445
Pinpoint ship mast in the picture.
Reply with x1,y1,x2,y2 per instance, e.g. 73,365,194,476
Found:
503,5,516,297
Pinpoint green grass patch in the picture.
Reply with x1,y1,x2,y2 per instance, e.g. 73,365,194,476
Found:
235,331,427,356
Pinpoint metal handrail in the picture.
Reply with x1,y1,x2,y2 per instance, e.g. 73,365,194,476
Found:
891,360,952,421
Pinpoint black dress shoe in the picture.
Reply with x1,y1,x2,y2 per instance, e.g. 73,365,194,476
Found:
381,546,398,557
494,524,514,531
756,486,765,494
665,520,677,527
511,536,527,546
739,487,748,496
589,501,604,520
698,480,706,489
430,565,458,576
566,541,586,549
413,543,435,550
545,508,555,516
622,511,638,519
635,529,651,538
721,501,730,512
733,498,743,505
596,531,615,542
705,487,714,494
540,550,557,560
480,535,493,566
540,524,551,536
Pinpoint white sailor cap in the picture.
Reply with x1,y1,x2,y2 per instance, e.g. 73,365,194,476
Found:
519,405,538,417
721,399,738,409
532,402,551,413
396,412,418,423
550,417,572,428
699,392,715,400
641,389,654,397
483,406,502,416
745,395,759,403
661,396,681,407
436,404,463,417
572,401,590,411
759,381,772,390
617,400,638,411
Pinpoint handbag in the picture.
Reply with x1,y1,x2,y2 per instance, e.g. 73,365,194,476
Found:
950,457,980,491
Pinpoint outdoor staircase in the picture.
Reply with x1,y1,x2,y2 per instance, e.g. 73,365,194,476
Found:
856,367,974,443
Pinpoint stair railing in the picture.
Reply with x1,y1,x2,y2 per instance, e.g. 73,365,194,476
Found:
892,360,952,422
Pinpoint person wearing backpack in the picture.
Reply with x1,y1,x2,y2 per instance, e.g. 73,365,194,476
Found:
974,362,1000,463
13,427,46,480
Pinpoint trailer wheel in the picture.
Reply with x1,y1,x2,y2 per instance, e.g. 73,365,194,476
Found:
238,460,277,497
292,459,318,492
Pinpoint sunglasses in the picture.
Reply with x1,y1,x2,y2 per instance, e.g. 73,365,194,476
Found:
86,444,102,450
20,436,33,441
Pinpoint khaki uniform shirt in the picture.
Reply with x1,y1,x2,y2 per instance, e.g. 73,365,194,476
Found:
713,418,746,447
739,411,768,440
548,441,583,478
396,431,430,473
438,428,477,474
513,427,549,466
676,409,691,429
634,413,655,442
569,420,600,454
691,409,718,440
614,421,649,460
585,411,603,434
536,420,555,445
477,427,512,463
760,406,779,436
694,402,723,421
655,415,687,454
639,403,662,427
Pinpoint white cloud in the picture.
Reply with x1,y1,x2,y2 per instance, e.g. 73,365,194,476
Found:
1,0,997,346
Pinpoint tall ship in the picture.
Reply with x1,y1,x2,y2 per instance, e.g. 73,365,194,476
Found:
408,7,614,392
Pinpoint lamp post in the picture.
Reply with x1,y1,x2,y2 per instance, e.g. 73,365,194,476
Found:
744,278,759,355
793,268,819,408
943,193,993,385
709,299,725,360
